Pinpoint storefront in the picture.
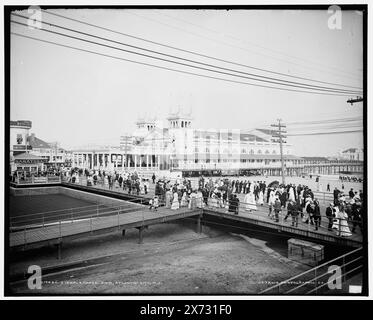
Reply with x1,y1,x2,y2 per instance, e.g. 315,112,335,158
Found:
11,153,47,175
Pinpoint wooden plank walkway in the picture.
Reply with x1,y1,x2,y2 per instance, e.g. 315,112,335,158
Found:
9,184,363,250
10,206,201,248
203,208,362,248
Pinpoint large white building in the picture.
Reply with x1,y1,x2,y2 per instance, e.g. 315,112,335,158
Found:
338,148,364,161
71,110,304,176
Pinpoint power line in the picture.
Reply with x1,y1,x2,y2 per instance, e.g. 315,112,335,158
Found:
40,9,363,91
11,17,361,96
286,117,363,126
128,10,363,83
12,12,363,95
271,119,286,184
287,125,363,134
287,129,363,136
156,9,363,80
288,123,363,130
12,32,358,97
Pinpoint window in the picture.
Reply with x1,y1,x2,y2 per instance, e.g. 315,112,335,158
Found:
241,148,246,154
16,134,23,144
257,150,262,154
272,150,276,154
250,149,254,154
265,150,270,154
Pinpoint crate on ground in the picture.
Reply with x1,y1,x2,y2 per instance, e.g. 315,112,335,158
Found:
288,238,324,266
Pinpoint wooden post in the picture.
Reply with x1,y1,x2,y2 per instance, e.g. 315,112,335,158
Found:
57,241,62,260
197,212,203,234
307,217,310,236
138,226,144,244
23,227,27,247
117,208,120,230
122,229,126,237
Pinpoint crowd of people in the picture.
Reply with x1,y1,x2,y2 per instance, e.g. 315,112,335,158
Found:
66,168,155,196
148,175,364,237
62,168,364,237
339,175,363,183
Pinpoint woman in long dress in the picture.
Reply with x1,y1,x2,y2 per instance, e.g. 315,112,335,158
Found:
288,186,296,202
165,190,172,209
244,191,257,212
334,204,352,237
258,190,264,206
208,193,217,208
196,190,204,208
188,191,197,210
171,192,180,210
181,191,188,207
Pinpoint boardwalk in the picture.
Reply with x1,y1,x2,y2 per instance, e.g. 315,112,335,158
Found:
9,183,363,251
204,208,362,248
10,206,201,249
62,181,363,246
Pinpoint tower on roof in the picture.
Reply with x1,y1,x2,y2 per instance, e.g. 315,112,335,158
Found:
167,107,193,129
136,116,156,132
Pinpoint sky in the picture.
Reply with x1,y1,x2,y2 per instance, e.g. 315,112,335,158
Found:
10,8,364,156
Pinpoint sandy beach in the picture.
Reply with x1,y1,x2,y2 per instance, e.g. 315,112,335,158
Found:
9,222,309,294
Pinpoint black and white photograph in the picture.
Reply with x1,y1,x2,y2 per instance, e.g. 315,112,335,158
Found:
2,3,368,298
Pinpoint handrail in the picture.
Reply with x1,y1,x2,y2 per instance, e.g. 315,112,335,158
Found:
284,256,363,294
260,247,363,294
306,264,363,294
10,202,141,225
11,198,167,229
10,205,146,231
204,199,363,225
10,203,107,219
286,256,363,294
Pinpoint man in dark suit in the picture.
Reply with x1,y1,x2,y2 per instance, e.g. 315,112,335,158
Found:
325,203,335,231
351,200,362,233
234,195,240,215
333,187,340,205
313,200,321,231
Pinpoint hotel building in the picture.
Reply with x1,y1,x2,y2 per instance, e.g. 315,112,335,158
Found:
71,111,305,176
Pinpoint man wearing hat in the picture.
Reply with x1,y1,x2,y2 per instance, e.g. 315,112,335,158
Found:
273,196,282,223
325,202,335,231
351,199,362,233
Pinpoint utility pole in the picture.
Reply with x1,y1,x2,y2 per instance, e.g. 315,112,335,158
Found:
121,134,131,169
271,119,287,185
347,96,363,105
